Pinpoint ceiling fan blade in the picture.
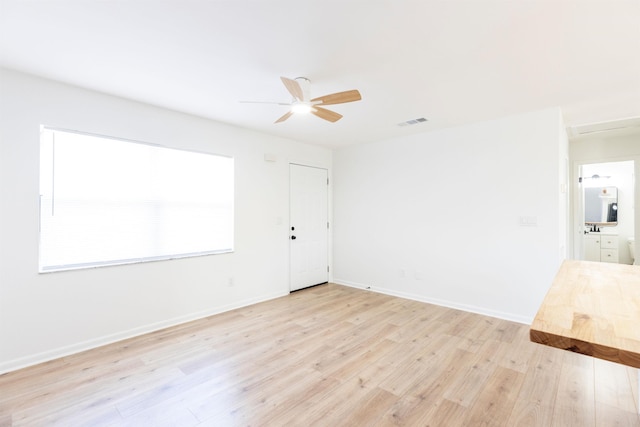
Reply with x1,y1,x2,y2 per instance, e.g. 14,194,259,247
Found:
280,77,304,101
239,100,291,105
312,106,343,123
274,111,294,124
311,89,361,106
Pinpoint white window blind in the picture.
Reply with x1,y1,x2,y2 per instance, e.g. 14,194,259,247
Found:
39,127,234,272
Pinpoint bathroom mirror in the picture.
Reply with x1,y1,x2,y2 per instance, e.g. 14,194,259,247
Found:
584,186,618,226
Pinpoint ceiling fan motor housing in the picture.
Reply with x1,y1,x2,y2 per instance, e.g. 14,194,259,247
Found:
294,77,311,102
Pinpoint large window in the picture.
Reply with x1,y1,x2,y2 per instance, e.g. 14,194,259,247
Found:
39,127,234,272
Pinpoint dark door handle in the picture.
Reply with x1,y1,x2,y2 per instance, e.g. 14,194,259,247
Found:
291,235,296,240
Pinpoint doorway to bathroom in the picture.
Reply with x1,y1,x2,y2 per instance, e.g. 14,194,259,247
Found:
575,160,635,265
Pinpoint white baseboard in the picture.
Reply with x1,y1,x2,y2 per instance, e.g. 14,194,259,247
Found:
0,290,288,375
333,279,533,325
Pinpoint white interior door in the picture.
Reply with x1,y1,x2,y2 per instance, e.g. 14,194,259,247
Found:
290,164,328,291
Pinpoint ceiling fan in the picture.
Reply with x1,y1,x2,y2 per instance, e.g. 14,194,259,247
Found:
241,77,362,124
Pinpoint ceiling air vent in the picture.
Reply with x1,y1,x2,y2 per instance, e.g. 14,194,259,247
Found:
398,117,427,127
567,116,640,137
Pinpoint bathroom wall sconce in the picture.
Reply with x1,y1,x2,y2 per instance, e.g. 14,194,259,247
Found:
579,174,612,183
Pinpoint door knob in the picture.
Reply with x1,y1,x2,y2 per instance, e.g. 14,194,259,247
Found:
291,235,296,240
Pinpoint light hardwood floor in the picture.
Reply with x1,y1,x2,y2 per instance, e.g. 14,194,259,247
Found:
1,283,638,426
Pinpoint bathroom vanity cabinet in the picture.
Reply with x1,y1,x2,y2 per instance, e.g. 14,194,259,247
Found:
584,234,619,263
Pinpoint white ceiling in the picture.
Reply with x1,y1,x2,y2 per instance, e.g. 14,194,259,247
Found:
1,0,639,148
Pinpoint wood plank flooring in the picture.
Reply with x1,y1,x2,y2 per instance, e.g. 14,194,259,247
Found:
1,283,638,426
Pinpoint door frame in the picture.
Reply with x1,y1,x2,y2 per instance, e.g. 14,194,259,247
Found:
570,157,637,263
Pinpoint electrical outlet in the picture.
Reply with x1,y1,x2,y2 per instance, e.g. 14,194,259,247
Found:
228,277,234,287
519,216,538,226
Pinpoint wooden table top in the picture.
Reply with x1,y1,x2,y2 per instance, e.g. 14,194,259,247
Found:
530,259,640,368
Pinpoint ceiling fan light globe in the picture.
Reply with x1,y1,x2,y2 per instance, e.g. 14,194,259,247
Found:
291,103,312,114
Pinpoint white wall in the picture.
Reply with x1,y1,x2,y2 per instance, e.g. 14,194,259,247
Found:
570,130,640,263
0,68,572,373
0,69,332,373
333,108,567,323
